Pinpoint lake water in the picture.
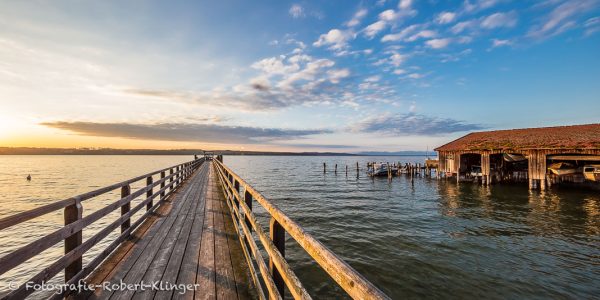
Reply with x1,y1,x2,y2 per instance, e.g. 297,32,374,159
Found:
0,155,599,299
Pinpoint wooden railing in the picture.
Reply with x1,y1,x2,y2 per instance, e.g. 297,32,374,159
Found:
0,158,205,299
213,159,390,300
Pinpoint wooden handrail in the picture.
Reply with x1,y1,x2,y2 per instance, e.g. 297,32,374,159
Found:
213,159,390,300
0,158,205,299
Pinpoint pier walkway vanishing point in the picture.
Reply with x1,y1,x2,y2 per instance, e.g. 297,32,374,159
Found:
0,157,389,300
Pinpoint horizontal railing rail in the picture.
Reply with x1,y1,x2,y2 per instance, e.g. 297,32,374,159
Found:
213,159,390,300
0,158,205,299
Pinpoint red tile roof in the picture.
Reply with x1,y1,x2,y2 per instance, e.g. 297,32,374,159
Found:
435,124,600,151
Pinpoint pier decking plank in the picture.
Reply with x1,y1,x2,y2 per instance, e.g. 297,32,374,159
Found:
84,162,251,300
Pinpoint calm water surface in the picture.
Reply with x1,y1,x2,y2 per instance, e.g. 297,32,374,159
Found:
1,155,599,299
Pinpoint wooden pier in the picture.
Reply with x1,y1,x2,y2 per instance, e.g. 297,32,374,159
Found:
0,157,389,299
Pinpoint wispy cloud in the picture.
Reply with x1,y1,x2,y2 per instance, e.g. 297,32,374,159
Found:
289,4,305,18
352,113,486,135
436,12,457,24
42,121,331,144
480,11,518,29
528,0,599,39
313,29,355,50
426,38,452,49
346,8,368,27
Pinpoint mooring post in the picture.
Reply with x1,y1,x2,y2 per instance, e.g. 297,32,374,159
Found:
160,171,166,200
323,162,326,173
64,200,83,282
121,185,131,234
269,217,285,298
345,165,348,176
335,164,337,175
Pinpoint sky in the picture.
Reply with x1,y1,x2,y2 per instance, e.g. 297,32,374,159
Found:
0,0,599,152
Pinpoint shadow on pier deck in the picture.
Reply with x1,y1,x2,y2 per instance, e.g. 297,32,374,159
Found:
84,162,252,299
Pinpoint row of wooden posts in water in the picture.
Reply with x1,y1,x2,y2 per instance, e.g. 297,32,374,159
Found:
323,162,437,178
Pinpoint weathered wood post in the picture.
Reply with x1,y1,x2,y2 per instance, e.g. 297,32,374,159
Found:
121,185,131,233
356,161,359,178
323,162,326,173
335,164,337,175
169,168,174,191
64,200,83,282
456,154,461,184
244,190,253,233
269,217,285,298
234,180,240,207
146,176,153,210
160,171,166,200
345,165,348,176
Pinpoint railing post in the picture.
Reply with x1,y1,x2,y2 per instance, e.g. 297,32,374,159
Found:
160,171,166,199
234,180,240,207
169,168,174,191
244,190,252,232
146,176,153,210
64,200,82,282
269,217,285,298
121,185,131,234
178,166,182,184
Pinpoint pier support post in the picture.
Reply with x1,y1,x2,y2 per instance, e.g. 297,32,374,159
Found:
64,200,83,283
121,185,131,234
269,217,285,298
146,176,153,210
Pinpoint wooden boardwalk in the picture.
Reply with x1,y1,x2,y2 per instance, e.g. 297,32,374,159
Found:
84,162,252,299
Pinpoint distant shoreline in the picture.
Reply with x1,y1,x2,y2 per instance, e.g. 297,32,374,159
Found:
0,147,435,156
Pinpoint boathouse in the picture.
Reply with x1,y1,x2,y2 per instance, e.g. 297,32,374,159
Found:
435,124,600,189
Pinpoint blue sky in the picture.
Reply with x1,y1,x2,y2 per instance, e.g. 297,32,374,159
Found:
0,0,599,151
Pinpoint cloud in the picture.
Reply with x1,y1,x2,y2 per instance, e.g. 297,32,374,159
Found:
289,4,305,18
313,29,354,50
451,20,476,33
489,38,512,49
381,24,419,41
327,68,351,84
364,20,388,38
584,16,600,36
364,75,381,82
42,121,331,144
406,29,438,41
251,56,300,76
480,12,518,29
436,12,457,24
352,113,486,135
363,6,417,38
463,0,501,13
346,8,368,27
398,0,413,10
528,0,599,39
426,38,452,49
389,52,407,66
